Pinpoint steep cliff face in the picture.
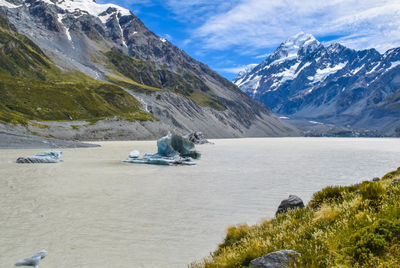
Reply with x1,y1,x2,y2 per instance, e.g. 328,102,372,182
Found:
0,0,298,139
234,32,400,136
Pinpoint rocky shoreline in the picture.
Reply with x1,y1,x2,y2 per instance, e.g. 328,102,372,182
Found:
0,130,99,149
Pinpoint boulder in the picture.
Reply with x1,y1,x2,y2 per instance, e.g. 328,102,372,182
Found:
16,151,62,164
185,131,210,144
391,179,399,185
372,177,380,182
249,250,300,268
276,195,304,216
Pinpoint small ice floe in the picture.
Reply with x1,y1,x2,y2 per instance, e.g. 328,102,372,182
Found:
123,132,200,166
16,151,63,164
184,131,210,145
129,150,140,159
15,249,48,267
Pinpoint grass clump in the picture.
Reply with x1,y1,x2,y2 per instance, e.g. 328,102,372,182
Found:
382,167,400,181
192,168,400,268
106,75,164,93
359,181,385,204
309,185,358,209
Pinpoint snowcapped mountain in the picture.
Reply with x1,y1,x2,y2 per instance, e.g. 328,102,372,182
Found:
233,32,400,136
0,0,298,139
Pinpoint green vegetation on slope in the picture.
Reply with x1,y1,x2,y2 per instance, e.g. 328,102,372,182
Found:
105,50,227,111
106,75,164,94
193,168,400,267
0,14,154,124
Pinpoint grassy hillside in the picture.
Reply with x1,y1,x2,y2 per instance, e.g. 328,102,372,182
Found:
105,50,227,111
0,13,154,124
193,167,400,267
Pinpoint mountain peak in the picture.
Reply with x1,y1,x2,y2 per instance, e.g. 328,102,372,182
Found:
282,32,319,49
238,64,258,76
39,0,131,18
268,32,321,65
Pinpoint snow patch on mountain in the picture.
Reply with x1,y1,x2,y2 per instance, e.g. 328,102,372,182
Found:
351,64,365,75
388,61,400,71
312,62,347,83
273,61,300,83
0,0,21,9
57,13,72,41
49,0,131,17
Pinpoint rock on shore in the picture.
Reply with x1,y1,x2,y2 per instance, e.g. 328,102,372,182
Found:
249,250,300,268
275,195,305,216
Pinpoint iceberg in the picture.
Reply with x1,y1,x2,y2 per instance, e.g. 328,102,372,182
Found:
123,132,200,166
16,151,63,164
158,132,201,159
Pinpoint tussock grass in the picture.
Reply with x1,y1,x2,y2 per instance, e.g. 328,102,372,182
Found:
191,168,400,268
106,75,164,93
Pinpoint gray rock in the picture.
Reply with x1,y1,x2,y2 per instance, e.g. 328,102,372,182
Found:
355,190,361,194
249,250,300,268
276,195,304,216
16,151,62,164
391,179,399,185
0,128,99,149
372,177,380,182
185,131,210,144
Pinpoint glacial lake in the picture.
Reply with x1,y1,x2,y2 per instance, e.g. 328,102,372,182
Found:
1,138,400,267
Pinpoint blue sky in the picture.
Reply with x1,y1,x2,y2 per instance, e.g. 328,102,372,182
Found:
98,0,400,80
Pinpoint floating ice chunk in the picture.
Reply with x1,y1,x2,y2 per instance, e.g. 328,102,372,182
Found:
17,151,62,164
123,132,200,166
129,150,140,159
15,249,48,267
158,132,200,159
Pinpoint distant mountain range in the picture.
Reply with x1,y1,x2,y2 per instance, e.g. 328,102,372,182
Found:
234,32,400,137
0,0,297,140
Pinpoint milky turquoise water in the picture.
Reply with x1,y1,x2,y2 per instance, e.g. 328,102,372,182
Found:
1,138,399,267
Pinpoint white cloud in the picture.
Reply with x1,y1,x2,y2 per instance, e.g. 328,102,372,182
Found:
189,0,400,53
254,52,271,59
217,63,258,74
163,1,241,23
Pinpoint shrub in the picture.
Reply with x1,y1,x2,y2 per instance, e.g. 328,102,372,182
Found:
217,224,250,251
348,220,400,264
309,185,358,209
359,182,385,202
